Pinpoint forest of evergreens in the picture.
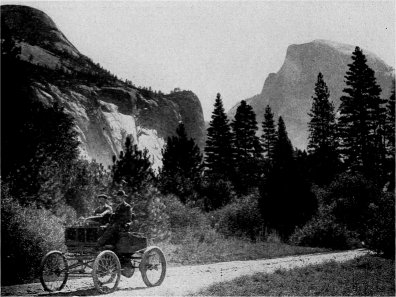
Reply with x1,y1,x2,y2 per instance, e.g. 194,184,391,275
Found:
1,39,394,285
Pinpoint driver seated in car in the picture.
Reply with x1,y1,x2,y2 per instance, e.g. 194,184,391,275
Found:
97,190,134,247
84,194,113,226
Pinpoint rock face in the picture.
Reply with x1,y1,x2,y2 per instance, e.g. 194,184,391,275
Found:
228,40,394,149
1,5,205,170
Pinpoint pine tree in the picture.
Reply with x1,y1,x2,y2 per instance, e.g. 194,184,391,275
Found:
204,93,234,180
159,122,203,203
232,100,262,159
338,47,386,180
307,72,339,185
231,100,263,193
273,116,294,170
259,116,316,239
261,105,277,164
384,81,395,190
112,136,155,193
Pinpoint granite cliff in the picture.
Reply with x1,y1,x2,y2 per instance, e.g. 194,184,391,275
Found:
1,5,205,170
229,40,394,149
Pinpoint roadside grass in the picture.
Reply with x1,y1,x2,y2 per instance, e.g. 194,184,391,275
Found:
197,255,395,296
158,227,327,266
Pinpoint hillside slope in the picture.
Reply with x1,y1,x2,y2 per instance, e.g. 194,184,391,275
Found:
1,5,205,170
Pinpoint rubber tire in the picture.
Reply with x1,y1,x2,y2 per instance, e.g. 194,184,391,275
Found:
140,247,167,287
92,250,121,294
40,251,68,292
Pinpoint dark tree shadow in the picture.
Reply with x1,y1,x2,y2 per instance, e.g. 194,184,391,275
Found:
38,286,149,296
38,288,99,296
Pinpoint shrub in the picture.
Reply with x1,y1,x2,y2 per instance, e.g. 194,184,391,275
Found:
163,195,207,229
1,194,67,285
365,192,395,258
290,205,360,250
293,173,387,250
162,195,210,243
323,172,381,239
211,193,263,240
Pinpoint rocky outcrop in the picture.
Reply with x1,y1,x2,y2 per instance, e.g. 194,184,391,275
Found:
229,40,394,149
1,5,205,170
164,91,205,149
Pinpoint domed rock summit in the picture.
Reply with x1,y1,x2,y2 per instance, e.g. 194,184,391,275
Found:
228,39,394,149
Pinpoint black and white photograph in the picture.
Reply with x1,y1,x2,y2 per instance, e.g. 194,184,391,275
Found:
1,0,395,295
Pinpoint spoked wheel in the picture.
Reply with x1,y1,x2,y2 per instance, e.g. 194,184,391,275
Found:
40,251,69,292
140,247,167,287
92,250,121,294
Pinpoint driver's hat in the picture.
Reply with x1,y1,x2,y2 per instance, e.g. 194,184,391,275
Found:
98,194,109,200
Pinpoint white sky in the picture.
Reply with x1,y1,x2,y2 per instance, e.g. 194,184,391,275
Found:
2,0,395,120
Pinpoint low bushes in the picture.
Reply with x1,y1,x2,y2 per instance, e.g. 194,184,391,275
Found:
211,193,263,240
163,228,326,267
1,194,71,285
162,194,210,243
321,173,381,240
290,206,360,250
365,192,395,258
163,194,208,229
291,173,395,254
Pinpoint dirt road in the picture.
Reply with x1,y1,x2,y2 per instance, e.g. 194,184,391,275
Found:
2,249,369,296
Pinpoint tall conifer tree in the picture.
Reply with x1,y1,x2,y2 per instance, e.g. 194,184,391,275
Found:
385,81,395,157
112,136,154,193
338,47,386,179
259,116,316,239
231,100,263,193
273,116,294,170
307,72,339,184
204,93,234,180
261,105,277,164
159,122,203,203
384,81,395,190
232,100,263,159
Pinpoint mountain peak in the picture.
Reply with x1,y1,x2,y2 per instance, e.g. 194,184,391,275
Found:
229,39,394,149
287,39,388,67
1,5,58,30
312,39,354,47
1,4,80,60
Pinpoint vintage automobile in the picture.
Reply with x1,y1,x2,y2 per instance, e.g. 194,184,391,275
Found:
40,225,166,294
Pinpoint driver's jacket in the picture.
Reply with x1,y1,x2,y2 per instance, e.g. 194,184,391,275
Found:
111,201,133,226
97,201,133,246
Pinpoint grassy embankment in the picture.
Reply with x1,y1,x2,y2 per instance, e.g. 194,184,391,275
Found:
197,255,395,296
158,229,327,266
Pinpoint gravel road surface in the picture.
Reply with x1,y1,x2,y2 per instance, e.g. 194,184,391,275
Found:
1,249,369,296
